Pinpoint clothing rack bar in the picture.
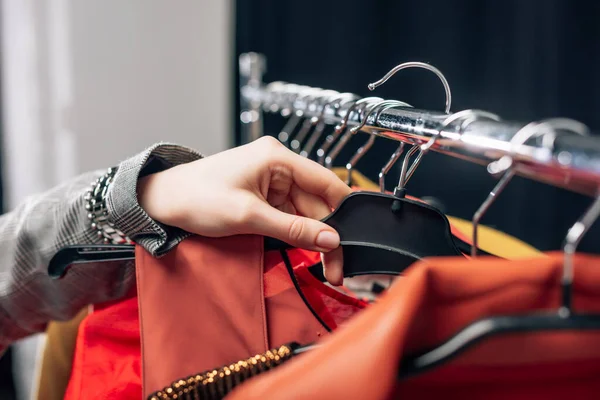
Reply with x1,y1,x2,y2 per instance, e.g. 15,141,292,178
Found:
239,53,266,144
239,53,600,197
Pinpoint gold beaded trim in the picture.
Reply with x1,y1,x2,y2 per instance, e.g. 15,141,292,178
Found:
148,344,295,400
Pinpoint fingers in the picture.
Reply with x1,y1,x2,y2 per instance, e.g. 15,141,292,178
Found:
277,201,297,216
321,248,344,286
247,200,340,252
289,185,332,220
276,147,351,208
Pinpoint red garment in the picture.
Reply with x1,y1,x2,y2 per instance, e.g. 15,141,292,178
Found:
63,295,141,400
228,253,600,400
64,238,366,399
65,212,475,399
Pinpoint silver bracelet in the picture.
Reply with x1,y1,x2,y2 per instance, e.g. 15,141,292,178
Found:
85,167,133,245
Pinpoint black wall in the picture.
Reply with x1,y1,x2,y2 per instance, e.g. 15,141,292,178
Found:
235,0,600,253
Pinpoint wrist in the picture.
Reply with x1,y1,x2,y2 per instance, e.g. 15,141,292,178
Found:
137,167,182,228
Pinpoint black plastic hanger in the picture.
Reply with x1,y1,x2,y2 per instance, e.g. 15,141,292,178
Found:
398,192,600,378
322,190,462,276
48,244,135,279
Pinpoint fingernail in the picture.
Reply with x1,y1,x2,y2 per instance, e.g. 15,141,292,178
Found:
315,230,340,250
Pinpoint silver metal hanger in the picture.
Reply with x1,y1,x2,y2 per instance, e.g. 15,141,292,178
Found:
345,100,412,185
403,110,501,185
290,90,339,152
300,93,358,158
368,61,452,114
316,97,363,166
279,87,322,147
276,85,312,144
472,118,588,257
324,97,384,169
367,61,453,192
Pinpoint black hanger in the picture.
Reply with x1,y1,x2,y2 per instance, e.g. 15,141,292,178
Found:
48,244,135,279
325,190,463,273
397,193,600,378
266,190,462,279
272,188,464,333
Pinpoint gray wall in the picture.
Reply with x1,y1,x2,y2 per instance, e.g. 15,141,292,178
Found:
1,0,233,398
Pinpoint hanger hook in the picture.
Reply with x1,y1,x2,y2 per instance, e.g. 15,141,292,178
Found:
263,81,293,115
561,190,600,316
368,61,452,114
377,100,417,192
472,118,588,257
379,143,405,193
393,145,421,196
345,100,412,185
421,110,501,153
540,118,590,152
324,97,383,169
471,121,546,257
278,86,318,146
317,97,362,165
399,110,500,192
300,92,357,158
289,89,337,152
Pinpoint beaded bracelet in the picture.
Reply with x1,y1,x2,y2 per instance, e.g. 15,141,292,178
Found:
85,167,133,245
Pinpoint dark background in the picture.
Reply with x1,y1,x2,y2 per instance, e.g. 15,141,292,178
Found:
235,0,600,253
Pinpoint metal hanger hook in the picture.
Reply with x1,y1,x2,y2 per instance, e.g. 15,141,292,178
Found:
561,190,600,316
421,110,501,153
324,97,383,169
379,143,405,193
290,89,339,152
300,92,357,158
471,119,561,257
487,118,586,177
317,97,362,165
536,118,590,156
345,100,412,185
368,61,452,114
401,110,500,191
262,81,284,113
395,145,421,194
279,87,321,146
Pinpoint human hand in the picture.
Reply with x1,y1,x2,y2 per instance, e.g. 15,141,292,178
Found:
137,137,350,285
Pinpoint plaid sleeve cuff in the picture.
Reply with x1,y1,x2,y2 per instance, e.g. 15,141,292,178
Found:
106,143,203,256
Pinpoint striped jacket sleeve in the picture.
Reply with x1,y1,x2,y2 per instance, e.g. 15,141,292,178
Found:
0,143,202,351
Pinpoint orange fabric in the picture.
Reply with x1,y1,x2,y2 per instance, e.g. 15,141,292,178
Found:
228,253,600,400
136,235,268,396
136,236,368,396
65,237,365,399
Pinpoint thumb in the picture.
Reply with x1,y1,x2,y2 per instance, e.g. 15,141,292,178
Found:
248,200,340,252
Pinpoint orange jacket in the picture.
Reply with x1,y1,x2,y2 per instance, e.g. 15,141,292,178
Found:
230,252,600,400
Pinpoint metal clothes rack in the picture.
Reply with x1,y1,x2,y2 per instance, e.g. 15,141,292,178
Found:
239,53,600,197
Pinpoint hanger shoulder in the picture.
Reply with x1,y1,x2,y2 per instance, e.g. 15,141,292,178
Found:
323,192,462,273
48,244,135,279
399,313,600,378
